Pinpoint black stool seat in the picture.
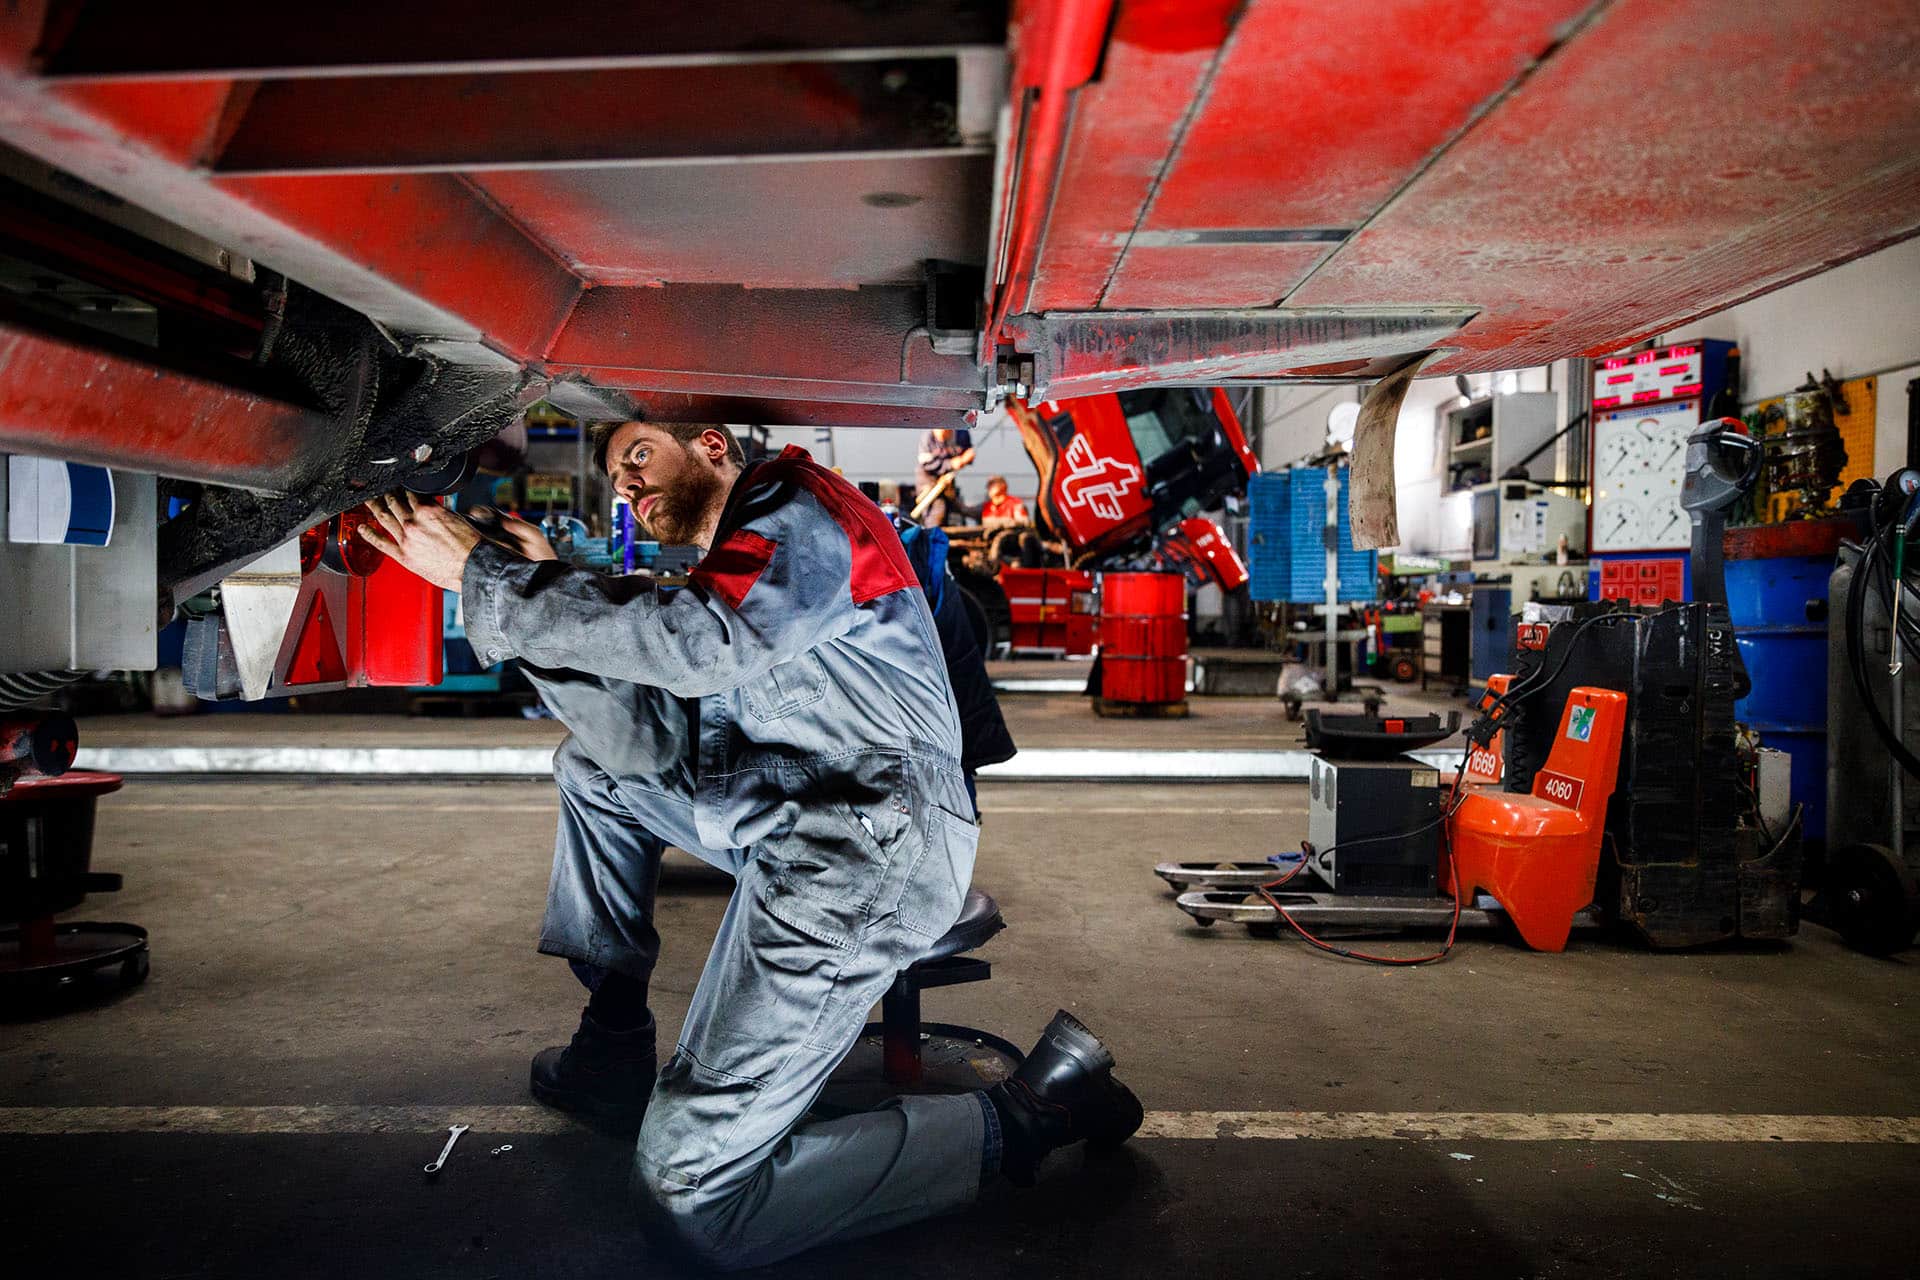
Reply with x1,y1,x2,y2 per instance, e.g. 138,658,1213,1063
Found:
919,889,1003,963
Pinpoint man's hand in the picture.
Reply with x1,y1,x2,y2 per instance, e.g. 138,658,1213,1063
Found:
357,492,483,592
468,507,558,562
955,447,977,468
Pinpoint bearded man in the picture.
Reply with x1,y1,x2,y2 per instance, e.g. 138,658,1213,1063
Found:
359,420,1141,1269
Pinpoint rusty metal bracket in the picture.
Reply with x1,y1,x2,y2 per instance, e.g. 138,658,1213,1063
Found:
152,283,541,615
1003,307,1475,401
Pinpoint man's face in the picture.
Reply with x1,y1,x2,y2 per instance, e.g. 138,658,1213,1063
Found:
987,480,1007,502
605,423,727,546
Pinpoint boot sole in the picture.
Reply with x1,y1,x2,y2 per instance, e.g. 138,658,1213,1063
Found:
1039,1008,1117,1075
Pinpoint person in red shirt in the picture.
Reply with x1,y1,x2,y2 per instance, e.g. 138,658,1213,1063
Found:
979,475,1029,525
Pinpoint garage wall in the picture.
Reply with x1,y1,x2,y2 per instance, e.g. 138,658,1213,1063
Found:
1251,365,1569,557
1245,235,1920,554
1657,235,1920,478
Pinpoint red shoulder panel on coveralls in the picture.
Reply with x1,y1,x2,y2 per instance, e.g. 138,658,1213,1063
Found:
765,445,915,605
690,529,777,609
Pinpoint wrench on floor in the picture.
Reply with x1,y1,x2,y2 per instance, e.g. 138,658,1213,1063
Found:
423,1124,469,1175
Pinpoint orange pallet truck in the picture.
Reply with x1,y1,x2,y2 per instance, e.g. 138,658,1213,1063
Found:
1445,687,1629,952
1166,677,1627,954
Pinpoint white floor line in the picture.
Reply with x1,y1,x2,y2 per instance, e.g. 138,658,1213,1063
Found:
990,678,1096,693
74,746,1328,782
111,802,561,813
109,802,1306,817
983,806,1307,815
3,1107,1916,1143
1135,1112,1920,1144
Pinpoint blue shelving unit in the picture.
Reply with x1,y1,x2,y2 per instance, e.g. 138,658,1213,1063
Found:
1247,468,1378,604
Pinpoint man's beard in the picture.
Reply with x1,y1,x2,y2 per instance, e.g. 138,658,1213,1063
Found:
637,461,725,546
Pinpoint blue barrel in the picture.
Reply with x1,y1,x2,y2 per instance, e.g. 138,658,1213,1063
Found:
1724,521,1852,844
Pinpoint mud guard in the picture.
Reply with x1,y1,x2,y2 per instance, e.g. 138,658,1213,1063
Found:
1348,353,1438,550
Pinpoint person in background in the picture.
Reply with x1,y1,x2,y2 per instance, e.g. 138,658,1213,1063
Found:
979,476,1029,526
915,426,974,527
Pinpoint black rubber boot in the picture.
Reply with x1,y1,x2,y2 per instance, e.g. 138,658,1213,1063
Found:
529,1008,658,1133
986,1009,1144,1185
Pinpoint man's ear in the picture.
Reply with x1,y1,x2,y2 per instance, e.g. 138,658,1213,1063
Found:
701,429,729,463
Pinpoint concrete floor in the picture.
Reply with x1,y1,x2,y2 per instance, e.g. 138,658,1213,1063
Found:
5,766,1918,1277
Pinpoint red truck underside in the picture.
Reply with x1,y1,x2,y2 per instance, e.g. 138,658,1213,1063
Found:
0,0,1913,481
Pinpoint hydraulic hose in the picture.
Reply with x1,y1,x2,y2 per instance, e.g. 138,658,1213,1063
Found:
0,669,84,713
1843,526,1920,778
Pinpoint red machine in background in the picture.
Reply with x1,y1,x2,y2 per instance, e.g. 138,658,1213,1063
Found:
1009,387,1256,569
957,386,1254,657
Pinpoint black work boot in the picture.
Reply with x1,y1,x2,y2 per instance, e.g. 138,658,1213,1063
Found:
985,1009,1144,1185
530,1008,658,1133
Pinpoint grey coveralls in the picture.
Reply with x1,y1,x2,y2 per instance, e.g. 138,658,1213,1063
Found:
461,446,986,1268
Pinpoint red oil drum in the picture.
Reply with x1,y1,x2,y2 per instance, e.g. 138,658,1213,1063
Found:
1099,572,1188,705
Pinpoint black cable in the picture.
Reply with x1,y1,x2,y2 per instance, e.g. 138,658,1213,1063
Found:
1866,530,1920,650
1283,810,1454,869
1764,803,1804,864
1844,523,1920,778
1467,606,1664,751
0,670,84,713
1741,773,1776,848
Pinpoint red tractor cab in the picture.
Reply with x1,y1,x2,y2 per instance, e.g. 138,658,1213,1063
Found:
943,387,1255,658
1007,387,1257,574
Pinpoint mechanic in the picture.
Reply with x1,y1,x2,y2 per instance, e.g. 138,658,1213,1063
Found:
979,475,1030,525
357,421,1141,1269
915,425,975,527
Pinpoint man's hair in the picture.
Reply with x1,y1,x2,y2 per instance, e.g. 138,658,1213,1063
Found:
986,474,1008,490
589,421,745,473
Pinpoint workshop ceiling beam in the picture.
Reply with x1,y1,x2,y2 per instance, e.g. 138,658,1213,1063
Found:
545,284,986,412
1004,307,1476,401
33,0,1006,81
209,60,985,176
544,383,969,430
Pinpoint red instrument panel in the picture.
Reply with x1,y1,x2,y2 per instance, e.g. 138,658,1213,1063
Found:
1591,344,1704,410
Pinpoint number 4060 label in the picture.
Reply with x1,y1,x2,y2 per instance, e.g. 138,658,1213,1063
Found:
1537,770,1585,808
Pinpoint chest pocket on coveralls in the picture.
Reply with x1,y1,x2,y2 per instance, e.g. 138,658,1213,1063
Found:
743,652,829,722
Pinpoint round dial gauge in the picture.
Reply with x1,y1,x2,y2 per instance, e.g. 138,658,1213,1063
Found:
1598,430,1641,477
1598,498,1644,549
1645,503,1687,545
1646,426,1687,474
